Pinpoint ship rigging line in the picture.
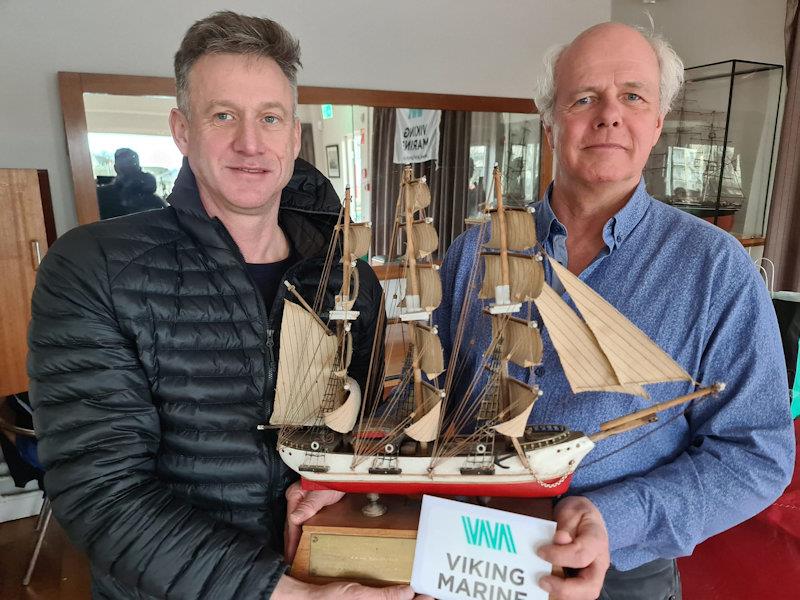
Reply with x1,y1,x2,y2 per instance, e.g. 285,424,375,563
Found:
578,406,691,470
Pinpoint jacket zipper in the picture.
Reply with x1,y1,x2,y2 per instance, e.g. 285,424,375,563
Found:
210,218,307,435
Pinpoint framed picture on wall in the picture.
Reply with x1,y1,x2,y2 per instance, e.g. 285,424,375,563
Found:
325,144,341,178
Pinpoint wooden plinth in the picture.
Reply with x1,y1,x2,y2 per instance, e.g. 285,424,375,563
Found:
290,494,554,586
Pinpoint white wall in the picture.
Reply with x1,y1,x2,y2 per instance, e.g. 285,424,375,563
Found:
0,0,610,234
611,0,786,67
1,1,787,235
612,0,787,237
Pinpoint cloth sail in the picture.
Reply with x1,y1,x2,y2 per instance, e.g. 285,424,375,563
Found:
414,324,445,378
533,284,648,397
403,179,431,213
410,221,439,259
492,314,543,368
491,377,538,438
484,208,538,251
479,253,544,302
404,382,444,442
404,264,442,312
324,376,361,433
342,223,371,261
270,300,338,425
548,257,692,386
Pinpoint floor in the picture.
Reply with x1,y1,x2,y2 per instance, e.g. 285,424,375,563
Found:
1,422,798,599
0,516,90,600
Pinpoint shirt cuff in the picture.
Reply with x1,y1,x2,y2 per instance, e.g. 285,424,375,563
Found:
581,483,647,552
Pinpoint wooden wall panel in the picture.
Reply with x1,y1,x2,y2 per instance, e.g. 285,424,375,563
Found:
0,170,49,395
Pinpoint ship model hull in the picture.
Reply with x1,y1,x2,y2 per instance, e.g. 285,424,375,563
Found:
269,168,719,502
279,427,595,498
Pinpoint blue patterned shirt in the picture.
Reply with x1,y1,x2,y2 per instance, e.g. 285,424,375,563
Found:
435,179,795,570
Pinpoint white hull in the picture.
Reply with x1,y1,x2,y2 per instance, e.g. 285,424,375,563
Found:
278,434,595,497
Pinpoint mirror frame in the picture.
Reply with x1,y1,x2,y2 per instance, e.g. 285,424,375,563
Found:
58,72,551,225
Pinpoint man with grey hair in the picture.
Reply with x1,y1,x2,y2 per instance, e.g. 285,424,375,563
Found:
29,10,428,600
436,22,794,600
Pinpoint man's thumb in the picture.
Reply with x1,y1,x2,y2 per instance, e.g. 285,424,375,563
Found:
290,497,322,524
379,585,415,600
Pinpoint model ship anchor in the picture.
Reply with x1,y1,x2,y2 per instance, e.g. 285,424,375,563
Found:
267,165,724,500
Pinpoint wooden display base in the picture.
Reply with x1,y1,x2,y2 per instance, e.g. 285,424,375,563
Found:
290,493,555,586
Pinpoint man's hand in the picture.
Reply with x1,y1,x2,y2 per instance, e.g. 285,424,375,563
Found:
536,495,610,600
272,576,433,599
283,481,344,564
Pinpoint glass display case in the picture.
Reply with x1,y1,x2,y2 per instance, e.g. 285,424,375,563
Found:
643,60,783,238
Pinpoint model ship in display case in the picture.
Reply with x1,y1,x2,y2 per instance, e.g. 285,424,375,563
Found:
266,166,723,498
645,102,746,212
644,59,783,235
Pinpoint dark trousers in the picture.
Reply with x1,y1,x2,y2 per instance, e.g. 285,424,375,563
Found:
599,558,681,600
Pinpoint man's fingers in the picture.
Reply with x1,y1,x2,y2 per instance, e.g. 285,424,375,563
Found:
285,481,307,510
289,490,344,524
539,557,607,600
289,497,320,524
323,583,416,600
377,584,416,600
284,520,301,564
537,535,603,569
552,529,574,545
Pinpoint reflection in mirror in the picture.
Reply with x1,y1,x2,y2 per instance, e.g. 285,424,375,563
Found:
84,93,178,219
469,112,541,215
296,104,369,222
63,76,547,260
296,104,541,259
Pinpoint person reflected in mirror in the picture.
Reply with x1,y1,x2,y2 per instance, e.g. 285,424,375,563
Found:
96,148,167,219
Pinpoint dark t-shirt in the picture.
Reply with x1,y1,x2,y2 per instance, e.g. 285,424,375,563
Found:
245,250,297,313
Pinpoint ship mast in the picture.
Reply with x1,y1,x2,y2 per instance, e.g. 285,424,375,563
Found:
457,164,544,472
490,166,535,468
341,185,353,304
494,166,511,300
395,166,445,454
323,186,371,434
402,169,426,438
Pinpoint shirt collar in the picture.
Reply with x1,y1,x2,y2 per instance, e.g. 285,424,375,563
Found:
535,178,650,250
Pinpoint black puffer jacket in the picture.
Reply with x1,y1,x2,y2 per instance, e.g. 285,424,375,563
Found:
28,159,383,599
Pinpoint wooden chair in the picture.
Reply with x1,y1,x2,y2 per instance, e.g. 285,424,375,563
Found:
0,398,52,586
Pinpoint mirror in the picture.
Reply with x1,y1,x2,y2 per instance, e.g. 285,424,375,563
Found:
59,73,549,255
59,74,549,384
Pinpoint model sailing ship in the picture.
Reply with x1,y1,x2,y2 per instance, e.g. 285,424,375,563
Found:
645,92,745,211
267,166,724,498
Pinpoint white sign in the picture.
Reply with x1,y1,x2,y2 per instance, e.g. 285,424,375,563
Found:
411,495,556,600
393,108,441,164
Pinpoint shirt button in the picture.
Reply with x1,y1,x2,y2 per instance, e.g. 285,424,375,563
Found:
616,235,623,243
534,366,545,377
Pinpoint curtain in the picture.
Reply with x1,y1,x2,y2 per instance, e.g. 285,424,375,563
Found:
764,0,800,291
298,123,316,166
370,108,472,258
424,110,472,256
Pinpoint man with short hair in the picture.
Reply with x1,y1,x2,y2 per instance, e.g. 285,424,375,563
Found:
436,23,795,600
29,11,424,600
96,147,166,219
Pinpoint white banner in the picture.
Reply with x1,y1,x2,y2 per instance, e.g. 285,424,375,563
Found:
393,109,441,164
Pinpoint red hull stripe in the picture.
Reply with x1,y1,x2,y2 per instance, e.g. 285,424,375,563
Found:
300,475,573,498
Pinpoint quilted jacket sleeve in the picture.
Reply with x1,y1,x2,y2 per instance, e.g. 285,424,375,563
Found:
28,226,286,600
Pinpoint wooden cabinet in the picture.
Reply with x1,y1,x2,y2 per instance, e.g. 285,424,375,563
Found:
0,169,52,396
